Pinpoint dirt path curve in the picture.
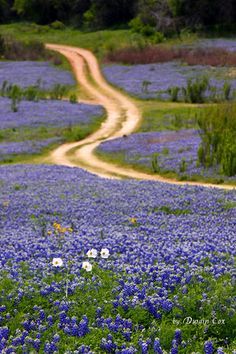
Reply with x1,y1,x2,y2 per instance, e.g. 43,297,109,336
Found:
46,44,235,190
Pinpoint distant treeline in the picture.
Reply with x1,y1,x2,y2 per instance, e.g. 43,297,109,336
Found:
1,0,236,34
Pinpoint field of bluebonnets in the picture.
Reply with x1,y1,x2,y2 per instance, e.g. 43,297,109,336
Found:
0,31,235,353
100,40,236,184
102,62,236,101
0,62,104,162
97,128,236,184
0,164,235,353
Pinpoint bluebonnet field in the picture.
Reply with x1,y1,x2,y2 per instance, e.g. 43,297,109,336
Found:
0,97,103,130
97,130,236,183
0,164,235,353
0,97,103,159
102,62,236,100
0,61,75,89
195,39,236,52
0,138,62,161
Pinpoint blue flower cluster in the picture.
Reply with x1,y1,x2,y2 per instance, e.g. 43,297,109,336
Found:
0,97,103,130
0,97,103,158
196,39,236,52
0,61,75,89
0,138,62,159
0,164,235,352
97,130,236,181
102,62,236,100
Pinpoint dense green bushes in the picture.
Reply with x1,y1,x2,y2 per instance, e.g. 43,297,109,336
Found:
197,103,236,176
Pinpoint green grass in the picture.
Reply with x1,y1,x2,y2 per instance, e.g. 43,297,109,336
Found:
136,101,204,132
0,23,137,60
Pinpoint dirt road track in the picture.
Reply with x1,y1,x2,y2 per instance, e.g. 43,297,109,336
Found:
46,44,235,190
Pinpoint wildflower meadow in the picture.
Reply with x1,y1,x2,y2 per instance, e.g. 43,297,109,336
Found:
0,19,235,354
0,165,235,353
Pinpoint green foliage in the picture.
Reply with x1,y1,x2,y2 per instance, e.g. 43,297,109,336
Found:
9,85,22,112
168,86,180,102
197,103,236,176
49,84,69,100
69,93,78,103
142,80,151,93
50,20,65,30
151,153,160,173
154,205,191,215
182,76,209,103
223,81,231,101
129,16,165,43
0,81,74,108
179,157,187,173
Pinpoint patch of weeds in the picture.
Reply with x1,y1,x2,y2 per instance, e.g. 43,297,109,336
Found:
153,205,191,215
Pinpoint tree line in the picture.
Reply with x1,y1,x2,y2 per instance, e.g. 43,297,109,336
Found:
1,0,236,34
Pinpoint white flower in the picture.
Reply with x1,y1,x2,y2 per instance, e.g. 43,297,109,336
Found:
86,248,98,258
52,257,63,267
82,261,92,272
100,248,110,259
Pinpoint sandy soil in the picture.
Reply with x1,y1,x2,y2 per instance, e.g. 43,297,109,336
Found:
46,44,235,190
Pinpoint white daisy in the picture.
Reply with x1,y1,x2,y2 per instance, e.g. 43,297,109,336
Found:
52,257,63,267
86,248,98,258
100,248,110,259
82,261,92,272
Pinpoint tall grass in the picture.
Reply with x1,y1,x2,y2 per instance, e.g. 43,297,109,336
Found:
197,103,236,176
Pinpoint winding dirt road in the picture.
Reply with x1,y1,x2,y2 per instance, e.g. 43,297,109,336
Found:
46,44,235,190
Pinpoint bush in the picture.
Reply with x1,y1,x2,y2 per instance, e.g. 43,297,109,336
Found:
168,86,180,102
151,153,160,173
50,21,65,30
197,103,236,176
69,93,78,103
223,82,231,101
182,76,209,103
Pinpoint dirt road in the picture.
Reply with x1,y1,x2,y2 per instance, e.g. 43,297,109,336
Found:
46,44,235,190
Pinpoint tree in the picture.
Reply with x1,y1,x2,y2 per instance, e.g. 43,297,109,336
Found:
84,0,137,29
0,0,14,23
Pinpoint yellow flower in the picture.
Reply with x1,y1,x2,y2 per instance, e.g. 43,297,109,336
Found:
53,222,61,231
130,217,137,224
47,231,52,235
60,227,67,234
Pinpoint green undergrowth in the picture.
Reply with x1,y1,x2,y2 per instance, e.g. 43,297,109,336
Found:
137,101,206,132
0,264,235,352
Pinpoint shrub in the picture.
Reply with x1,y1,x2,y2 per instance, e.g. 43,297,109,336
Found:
168,86,180,102
69,93,78,103
197,103,236,176
9,85,22,112
142,80,152,93
49,84,69,100
151,153,160,173
179,158,187,173
182,76,209,103
223,82,231,101
50,21,65,30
